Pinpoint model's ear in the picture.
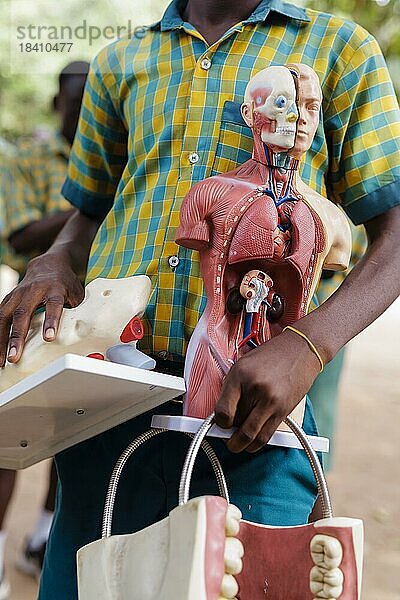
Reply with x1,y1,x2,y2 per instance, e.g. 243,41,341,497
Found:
241,102,253,127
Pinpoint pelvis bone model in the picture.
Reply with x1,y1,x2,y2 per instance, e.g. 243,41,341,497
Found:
0,276,154,392
176,64,352,418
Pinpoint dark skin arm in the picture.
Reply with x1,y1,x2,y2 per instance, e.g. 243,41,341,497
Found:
8,209,76,255
215,204,400,452
0,210,102,366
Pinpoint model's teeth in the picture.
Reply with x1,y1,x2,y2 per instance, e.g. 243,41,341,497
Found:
225,504,242,537
219,504,243,599
276,126,295,135
220,573,239,598
309,535,344,599
310,566,344,598
310,535,343,570
224,537,244,575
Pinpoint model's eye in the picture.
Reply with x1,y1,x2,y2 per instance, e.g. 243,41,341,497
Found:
275,95,287,108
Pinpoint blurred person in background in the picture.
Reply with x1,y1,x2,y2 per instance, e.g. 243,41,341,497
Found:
0,61,89,600
0,139,16,274
2,61,90,279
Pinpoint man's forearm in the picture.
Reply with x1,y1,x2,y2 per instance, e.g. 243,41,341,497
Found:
8,210,76,255
294,204,400,364
45,210,102,279
215,204,400,452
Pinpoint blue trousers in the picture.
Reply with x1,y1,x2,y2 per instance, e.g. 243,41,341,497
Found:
39,399,319,599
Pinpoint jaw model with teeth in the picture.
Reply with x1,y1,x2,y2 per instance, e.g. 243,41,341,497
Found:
0,276,153,392
78,495,363,600
176,64,352,419
77,497,244,600
234,516,363,599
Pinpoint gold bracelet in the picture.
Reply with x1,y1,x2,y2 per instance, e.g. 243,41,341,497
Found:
283,325,324,372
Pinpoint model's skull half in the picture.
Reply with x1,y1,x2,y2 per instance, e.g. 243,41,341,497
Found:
245,66,298,151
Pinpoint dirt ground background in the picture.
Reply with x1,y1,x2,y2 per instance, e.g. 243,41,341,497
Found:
1,267,399,599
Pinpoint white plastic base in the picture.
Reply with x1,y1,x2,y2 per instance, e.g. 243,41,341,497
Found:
0,354,185,469
151,415,330,453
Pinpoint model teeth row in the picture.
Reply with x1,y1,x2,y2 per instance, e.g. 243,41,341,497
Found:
310,534,344,599
218,504,244,600
275,126,295,135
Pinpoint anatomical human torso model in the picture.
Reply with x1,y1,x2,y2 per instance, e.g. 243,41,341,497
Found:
177,64,351,419
0,276,154,392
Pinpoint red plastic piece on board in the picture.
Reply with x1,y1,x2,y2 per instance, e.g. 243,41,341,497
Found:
87,353,105,360
120,316,144,343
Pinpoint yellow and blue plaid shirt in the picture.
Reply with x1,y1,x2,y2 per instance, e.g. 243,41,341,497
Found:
63,0,400,358
3,133,72,275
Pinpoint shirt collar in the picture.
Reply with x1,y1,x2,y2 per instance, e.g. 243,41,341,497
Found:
151,0,310,31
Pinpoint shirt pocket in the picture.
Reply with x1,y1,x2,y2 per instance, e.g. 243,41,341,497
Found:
210,100,254,177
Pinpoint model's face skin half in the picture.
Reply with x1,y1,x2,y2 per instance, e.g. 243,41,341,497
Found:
288,64,323,159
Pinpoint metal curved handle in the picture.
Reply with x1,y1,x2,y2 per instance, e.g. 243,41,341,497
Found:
179,413,333,519
285,415,332,518
101,426,229,538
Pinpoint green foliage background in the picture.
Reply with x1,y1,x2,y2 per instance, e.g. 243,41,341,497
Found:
0,0,399,140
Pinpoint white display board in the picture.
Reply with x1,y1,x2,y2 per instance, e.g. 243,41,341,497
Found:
0,354,185,469
151,415,329,453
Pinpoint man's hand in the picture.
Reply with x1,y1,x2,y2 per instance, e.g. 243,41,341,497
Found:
0,253,84,366
0,210,103,367
215,329,321,453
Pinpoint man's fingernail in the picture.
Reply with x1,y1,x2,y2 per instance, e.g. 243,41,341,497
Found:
45,328,55,339
8,347,17,359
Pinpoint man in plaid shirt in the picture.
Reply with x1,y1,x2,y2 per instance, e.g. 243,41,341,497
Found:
0,1,398,597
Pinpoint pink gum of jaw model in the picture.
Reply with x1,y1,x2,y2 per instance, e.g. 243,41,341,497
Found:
236,516,363,599
176,64,351,419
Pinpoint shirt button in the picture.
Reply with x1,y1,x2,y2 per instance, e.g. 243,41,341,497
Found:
200,57,212,70
168,255,180,269
188,152,199,164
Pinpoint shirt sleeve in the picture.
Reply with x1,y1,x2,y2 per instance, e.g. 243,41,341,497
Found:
62,46,128,220
324,33,400,225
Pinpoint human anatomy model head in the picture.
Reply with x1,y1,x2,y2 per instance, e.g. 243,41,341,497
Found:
241,64,322,160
